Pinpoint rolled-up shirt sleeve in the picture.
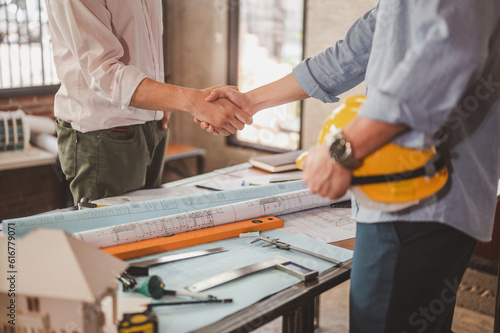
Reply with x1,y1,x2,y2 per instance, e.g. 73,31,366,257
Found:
357,1,499,135
293,8,376,103
294,0,499,142
46,0,146,108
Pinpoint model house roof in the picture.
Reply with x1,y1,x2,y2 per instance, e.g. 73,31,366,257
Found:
0,228,128,302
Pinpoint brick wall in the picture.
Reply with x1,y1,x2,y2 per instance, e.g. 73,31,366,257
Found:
0,92,56,118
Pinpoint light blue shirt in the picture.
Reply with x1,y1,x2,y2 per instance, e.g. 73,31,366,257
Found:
293,0,500,241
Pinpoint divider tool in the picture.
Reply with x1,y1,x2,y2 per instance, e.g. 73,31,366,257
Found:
251,236,342,265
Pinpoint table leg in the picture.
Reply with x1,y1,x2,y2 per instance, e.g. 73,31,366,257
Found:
282,298,316,333
494,256,500,333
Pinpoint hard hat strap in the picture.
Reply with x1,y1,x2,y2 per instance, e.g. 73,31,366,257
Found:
351,150,446,186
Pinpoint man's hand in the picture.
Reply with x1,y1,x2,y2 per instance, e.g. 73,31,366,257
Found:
130,78,252,136
302,144,352,200
194,86,256,135
161,111,172,129
205,87,257,116
189,90,252,136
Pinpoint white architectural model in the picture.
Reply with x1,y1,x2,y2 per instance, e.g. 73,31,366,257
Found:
0,228,128,333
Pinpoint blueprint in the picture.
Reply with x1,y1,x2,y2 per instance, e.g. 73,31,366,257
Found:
73,189,336,248
3,180,312,237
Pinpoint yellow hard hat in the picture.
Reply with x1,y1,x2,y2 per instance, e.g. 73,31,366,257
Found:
297,95,449,211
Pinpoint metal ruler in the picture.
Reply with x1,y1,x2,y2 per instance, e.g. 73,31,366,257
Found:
185,256,318,292
129,247,228,267
127,247,227,276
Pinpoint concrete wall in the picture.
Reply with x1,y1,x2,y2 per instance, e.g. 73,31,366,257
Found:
165,0,377,172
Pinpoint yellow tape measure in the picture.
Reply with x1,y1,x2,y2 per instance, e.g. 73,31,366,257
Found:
118,310,158,333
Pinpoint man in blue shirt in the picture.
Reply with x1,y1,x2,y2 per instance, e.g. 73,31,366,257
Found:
200,1,500,331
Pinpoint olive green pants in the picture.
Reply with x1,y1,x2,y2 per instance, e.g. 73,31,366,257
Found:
56,119,168,205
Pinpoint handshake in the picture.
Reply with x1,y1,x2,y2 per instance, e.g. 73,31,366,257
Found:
193,85,255,136
137,73,303,136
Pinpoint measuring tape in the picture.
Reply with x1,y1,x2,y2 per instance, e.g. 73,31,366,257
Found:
118,309,158,333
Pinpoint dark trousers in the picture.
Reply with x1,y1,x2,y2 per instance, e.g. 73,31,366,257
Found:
56,118,168,205
350,221,476,333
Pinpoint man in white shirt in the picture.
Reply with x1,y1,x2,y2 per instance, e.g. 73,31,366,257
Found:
46,0,251,204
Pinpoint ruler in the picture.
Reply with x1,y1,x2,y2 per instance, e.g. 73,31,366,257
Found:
126,247,229,276
129,247,228,267
102,216,283,260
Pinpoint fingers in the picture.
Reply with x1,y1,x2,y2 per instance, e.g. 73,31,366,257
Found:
193,90,253,136
302,145,352,200
205,90,221,102
209,125,219,135
161,111,171,129
234,109,253,126
214,127,230,136
215,99,250,132
205,87,245,109
204,85,239,93
218,121,238,134
194,118,227,136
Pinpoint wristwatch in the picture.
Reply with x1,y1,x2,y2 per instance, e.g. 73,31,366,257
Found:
326,129,362,170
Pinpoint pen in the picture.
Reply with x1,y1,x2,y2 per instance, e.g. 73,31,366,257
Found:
145,298,233,308
195,184,222,191
269,178,302,183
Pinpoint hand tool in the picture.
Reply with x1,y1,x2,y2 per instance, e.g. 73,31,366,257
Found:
78,197,108,209
118,272,138,291
135,275,220,300
185,256,318,293
118,309,158,333
251,236,342,265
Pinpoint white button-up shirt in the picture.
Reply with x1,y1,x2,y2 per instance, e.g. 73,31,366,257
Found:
46,0,164,132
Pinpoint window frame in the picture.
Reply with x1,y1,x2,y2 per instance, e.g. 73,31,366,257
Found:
0,0,59,94
0,84,59,99
226,0,306,153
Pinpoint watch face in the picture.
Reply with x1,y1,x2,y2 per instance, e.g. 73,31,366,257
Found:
328,131,360,170
330,136,347,160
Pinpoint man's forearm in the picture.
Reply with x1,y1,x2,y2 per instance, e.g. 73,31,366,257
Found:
343,116,408,160
130,78,253,135
245,72,407,158
130,78,202,114
247,73,310,113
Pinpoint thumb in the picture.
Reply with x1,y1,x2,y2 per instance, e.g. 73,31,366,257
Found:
205,91,220,102
161,111,171,129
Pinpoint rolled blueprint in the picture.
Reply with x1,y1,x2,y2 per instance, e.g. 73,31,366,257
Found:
73,189,336,248
3,180,311,237
25,114,56,134
30,132,58,154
